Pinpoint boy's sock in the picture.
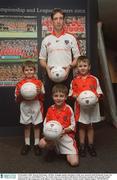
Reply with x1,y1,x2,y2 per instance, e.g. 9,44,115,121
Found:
25,137,30,145
34,138,39,145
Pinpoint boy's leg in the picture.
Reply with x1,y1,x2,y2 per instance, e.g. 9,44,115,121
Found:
66,154,79,167
33,124,41,156
87,124,97,157
79,123,86,157
39,138,57,162
57,134,79,166
21,124,31,155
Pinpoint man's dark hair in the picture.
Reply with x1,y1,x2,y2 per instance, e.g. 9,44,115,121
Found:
51,8,65,20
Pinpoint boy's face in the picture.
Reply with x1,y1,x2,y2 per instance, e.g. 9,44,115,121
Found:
23,66,35,78
77,61,91,76
52,91,67,108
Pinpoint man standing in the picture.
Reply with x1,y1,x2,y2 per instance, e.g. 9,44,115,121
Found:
39,8,80,114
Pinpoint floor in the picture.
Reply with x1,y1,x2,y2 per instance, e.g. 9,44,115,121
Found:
0,120,117,173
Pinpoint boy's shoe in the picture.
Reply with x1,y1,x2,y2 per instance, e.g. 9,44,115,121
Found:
87,144,97,157
34,145,41,156
44,149,57,162
21,145,30,155
79,144,86,157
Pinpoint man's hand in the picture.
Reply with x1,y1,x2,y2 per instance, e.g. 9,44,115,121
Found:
46,65,52,79
63,65,71,80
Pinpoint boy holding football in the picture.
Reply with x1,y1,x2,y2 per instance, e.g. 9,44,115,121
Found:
15,60,45,156
69,56,103,157
39,84,79,167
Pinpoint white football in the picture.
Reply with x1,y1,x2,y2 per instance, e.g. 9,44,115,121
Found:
43,120,63,140
50,66,66,82
20,82,37,100
77,90,98,108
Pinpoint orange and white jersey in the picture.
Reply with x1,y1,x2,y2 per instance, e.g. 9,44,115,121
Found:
69,74,103,123
69,74,103,97
44,103,75,131
15,77,45,102
39,31,80,68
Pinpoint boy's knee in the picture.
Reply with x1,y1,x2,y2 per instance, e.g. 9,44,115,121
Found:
39,138,46,148
69,160,79,167
67,154,79,167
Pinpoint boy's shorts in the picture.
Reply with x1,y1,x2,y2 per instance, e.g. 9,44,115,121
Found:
20,100,43,125
55,134,78,155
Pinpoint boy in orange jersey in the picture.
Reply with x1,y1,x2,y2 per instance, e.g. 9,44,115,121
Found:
15,61,45,156
69,56,103,157
39,84,79,167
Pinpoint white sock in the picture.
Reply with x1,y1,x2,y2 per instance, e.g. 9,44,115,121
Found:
34,138,39,145
25,138,30,145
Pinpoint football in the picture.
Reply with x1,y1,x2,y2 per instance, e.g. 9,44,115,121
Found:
20,82,37,100
50,66,66,82
43,120,63,140
77,90,98,108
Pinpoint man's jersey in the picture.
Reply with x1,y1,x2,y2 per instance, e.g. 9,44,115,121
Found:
39,32,80,67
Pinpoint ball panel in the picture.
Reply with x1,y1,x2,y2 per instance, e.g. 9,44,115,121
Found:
20,82,37,100
77,90,98,108
43,120,63,140
50,66,66,82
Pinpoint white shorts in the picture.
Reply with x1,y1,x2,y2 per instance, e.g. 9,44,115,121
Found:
79,103,101,124
20,100,43,125
55,134,78,155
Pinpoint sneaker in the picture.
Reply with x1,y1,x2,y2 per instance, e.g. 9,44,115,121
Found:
34,145,41,156
44,149,57,162
87,144,97,157
21,145,30,155
79,144,86,157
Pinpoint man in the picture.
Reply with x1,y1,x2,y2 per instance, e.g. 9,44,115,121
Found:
39,8,80,114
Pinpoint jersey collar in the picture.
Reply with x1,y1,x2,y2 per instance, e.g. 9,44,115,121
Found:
52,29,65,38
78,73,91,79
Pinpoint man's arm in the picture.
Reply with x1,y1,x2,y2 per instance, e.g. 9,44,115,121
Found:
39,59,52,79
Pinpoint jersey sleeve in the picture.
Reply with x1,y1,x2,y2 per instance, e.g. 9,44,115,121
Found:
69,79,78,97
68,106,76,131
15,81,23,103
39,38,47,60
71,35,80,59
96,77,103,95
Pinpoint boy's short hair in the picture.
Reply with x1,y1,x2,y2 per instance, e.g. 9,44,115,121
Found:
51,8,65,20
77,56,91,66
52,84,68,96
22,60,36,72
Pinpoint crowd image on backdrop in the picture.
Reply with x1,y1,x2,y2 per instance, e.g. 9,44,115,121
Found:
0,39,38,58
0,63,38,83
0,17,37,32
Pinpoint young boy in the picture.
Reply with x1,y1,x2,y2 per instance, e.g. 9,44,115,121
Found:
69,56,103,157
39,84,79,167
15,61,45,156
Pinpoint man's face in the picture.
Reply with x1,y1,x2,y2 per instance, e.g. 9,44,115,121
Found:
52,12,64,32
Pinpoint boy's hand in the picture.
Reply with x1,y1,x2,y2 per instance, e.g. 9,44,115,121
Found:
37,86,41,94
61,127,72,135
63,65,71,80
